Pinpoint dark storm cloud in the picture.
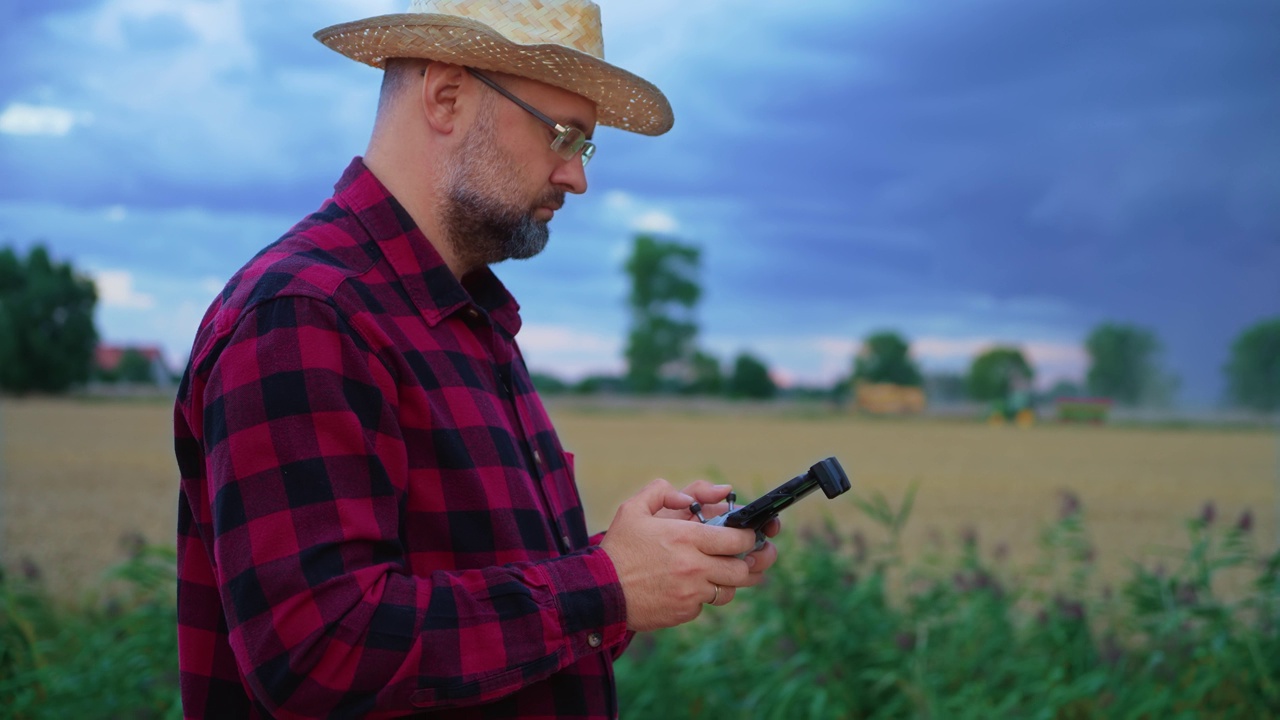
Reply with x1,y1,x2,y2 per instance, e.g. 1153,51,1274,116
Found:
0,0,377,215
2,0,1274,402
600,0,1279,402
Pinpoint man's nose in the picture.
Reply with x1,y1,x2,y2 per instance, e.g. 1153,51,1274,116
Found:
551,156,588,195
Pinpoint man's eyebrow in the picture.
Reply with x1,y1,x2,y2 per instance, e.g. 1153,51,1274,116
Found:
563,117,593,140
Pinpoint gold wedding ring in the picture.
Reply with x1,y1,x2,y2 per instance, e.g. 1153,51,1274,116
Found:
709,583,721,605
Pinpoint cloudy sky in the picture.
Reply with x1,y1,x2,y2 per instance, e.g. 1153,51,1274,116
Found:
1,0,1277,405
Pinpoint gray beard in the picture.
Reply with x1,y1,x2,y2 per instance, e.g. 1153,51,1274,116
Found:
441,103,564,269
443,183,553,267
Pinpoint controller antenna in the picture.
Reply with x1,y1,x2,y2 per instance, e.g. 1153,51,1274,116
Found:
689,502,707,523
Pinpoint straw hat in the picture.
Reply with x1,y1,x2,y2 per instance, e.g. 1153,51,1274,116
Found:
315,0,673,136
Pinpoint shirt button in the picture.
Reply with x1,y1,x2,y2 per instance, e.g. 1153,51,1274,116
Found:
587,633,602,648
466,308,480,320
561,534,571,549
532,449,542,465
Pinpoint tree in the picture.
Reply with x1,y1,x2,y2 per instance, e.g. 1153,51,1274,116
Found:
852,331,923,387
529,372,568,395
623,235,701,394
116,348,157,384
1085,323,1178,406
967,346,1033,402
0,244,99,394
684,350,723,396
1046,379,1086,401
728,352,776,400
1224,316,1280,412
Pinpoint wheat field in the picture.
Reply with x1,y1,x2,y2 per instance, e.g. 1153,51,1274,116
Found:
1,397,1275,599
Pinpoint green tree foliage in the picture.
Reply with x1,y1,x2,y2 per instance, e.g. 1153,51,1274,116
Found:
1224,316,1280,412
1046,379,1086,401
1085,323,1178,406
967,346,1033,401
728,352,776,399
116,348,156,384
529,372,568,395
852,331,923,387
0,244,98,394
572,374,626,395
685,350,723,396
623,235,701,394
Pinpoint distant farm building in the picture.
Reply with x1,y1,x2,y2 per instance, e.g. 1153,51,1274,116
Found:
855,382,927,414
94,344,171,385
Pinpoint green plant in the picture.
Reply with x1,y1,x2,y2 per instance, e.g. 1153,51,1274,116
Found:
616,490,1280,718
0,546,180,719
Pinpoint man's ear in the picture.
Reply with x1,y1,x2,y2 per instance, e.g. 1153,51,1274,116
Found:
421,62,466,135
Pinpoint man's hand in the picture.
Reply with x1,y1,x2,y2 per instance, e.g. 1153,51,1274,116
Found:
600,479,767,632
655,479,781,579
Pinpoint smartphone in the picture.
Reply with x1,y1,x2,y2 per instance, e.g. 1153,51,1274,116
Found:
706,456,850,532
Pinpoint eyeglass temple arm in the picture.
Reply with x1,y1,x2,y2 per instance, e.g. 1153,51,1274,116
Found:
465,68,565,132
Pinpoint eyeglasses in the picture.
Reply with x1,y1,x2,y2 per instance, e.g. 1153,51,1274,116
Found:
467,68,596,168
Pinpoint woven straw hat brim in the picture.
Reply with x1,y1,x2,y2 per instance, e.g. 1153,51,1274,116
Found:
315,13,674,136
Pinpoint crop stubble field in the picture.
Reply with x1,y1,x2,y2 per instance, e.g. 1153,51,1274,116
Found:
1,397,1275,600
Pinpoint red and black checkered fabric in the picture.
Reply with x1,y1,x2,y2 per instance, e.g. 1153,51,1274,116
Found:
174,158,631,719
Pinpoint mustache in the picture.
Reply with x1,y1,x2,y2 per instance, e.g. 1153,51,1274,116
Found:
533,189,566,212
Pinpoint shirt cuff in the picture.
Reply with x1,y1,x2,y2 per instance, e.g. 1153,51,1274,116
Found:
533,545,629,659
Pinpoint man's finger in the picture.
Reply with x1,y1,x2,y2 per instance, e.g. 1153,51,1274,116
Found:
633,478,678,515
689,523,757,557
661,489,697,513
704,555,752,588
680,480,733,505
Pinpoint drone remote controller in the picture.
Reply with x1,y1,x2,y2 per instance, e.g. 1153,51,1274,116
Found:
691,457,850,557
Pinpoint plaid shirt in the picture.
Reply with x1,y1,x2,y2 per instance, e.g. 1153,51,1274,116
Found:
174,158,631,719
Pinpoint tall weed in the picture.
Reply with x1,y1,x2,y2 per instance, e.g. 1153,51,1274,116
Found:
616,490,1280,719
0,544,180,719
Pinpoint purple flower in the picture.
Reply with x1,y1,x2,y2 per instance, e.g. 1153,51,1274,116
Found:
119,531,147,559
1238,510,1254,533
960,526,978,550
895,632,916,652
1056,598,1085,622
1058,491,1082,520
21,558,41,582
822,522,844,549
851,531,868,563
1101,634,1124,667
1200,502,1216,527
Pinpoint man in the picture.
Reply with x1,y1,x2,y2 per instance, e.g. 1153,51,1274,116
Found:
174,1,779,718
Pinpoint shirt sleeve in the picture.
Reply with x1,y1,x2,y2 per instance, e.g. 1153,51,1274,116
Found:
200,295,629,719
588,531,636,660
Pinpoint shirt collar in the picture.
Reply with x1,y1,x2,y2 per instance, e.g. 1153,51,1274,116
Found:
331,157,523,338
